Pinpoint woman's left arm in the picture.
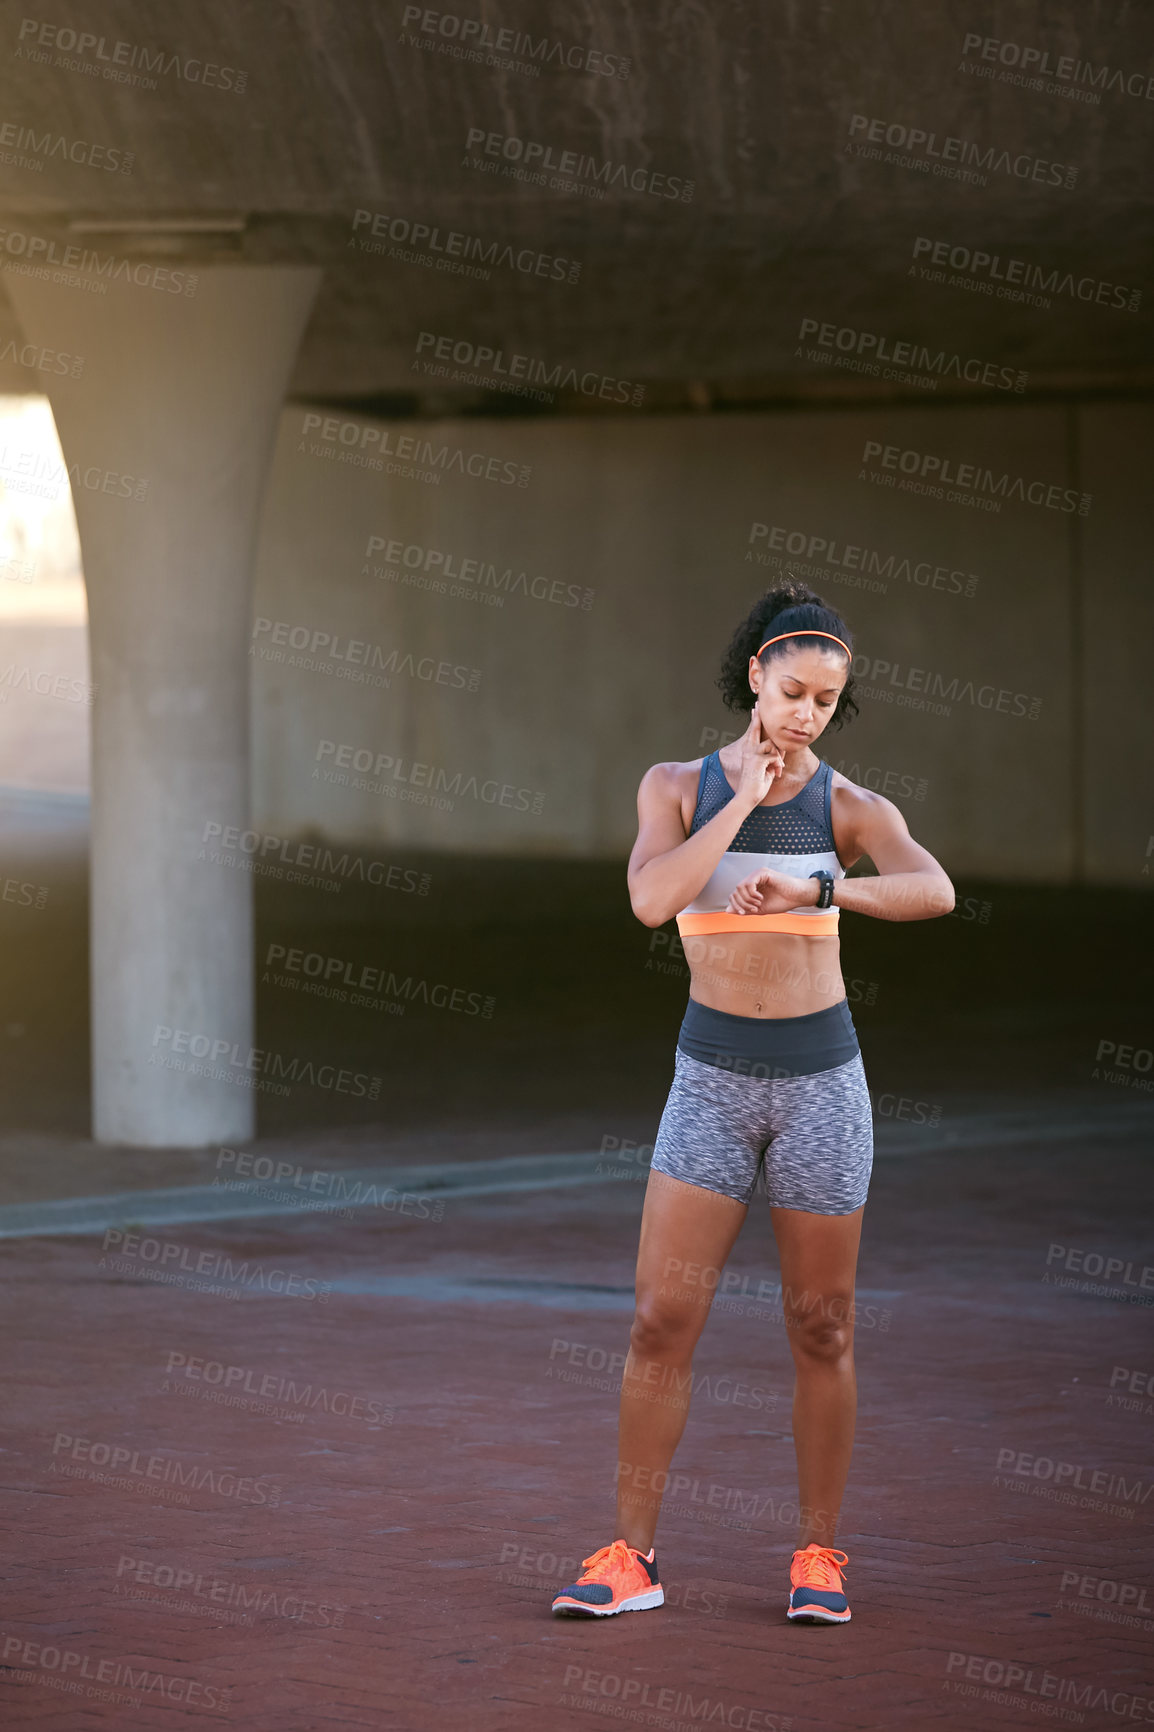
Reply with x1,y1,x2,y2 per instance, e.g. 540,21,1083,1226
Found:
726,785,955,922
829,785,954,922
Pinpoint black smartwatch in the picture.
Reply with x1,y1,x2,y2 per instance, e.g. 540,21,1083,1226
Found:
809,869,835,910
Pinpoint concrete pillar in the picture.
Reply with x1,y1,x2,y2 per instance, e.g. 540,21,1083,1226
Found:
6,263,321,1145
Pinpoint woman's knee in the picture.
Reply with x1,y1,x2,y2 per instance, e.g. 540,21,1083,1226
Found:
787,1299,855,1365
629,1293,701,1359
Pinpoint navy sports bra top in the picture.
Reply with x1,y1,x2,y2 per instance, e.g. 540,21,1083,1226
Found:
676,752,844,938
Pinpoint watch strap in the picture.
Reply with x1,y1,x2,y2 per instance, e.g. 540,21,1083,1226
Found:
809,869,834,910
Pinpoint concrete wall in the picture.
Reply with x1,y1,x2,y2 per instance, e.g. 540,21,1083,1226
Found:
248,400,1152,885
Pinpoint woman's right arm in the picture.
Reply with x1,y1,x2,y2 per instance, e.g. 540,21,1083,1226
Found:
627,711,784,928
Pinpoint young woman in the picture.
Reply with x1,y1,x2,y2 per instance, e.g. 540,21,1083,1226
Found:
552,581,954,1625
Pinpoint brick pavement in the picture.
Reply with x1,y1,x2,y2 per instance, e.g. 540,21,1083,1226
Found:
1,1127,1151,1732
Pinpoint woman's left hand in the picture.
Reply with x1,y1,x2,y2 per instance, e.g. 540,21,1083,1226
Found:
726,869,810,915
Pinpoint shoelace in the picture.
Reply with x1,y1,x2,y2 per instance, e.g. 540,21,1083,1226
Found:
794,1545,849,1587
578,1539,639,1580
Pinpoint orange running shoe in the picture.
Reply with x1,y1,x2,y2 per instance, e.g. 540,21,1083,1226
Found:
552,1539,664,1617
787,1544,851,1623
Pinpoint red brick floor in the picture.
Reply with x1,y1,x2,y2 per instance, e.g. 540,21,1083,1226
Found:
1,1127,1152,1732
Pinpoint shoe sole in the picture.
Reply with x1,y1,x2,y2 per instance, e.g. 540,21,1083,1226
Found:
552,1588,665,1618
787,1605,851,1624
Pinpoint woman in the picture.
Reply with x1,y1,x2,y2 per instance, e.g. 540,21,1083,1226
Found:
552,581,954,1625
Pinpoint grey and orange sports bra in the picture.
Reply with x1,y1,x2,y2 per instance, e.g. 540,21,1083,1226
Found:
676,751,845,939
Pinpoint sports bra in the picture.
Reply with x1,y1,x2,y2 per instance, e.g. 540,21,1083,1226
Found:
676,751,845,938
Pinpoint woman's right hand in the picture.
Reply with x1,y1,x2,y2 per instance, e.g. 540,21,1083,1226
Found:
732,707,784,810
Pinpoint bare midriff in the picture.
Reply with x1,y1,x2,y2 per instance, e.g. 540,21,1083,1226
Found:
680,928,845,1019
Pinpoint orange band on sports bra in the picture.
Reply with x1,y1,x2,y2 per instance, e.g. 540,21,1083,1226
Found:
677,909,841,938
756,630,852,660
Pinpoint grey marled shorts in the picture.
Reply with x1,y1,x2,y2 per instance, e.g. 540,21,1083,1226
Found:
650,1046,873,1214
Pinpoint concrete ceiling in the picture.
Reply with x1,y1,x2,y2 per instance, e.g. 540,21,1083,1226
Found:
1,0,1153,409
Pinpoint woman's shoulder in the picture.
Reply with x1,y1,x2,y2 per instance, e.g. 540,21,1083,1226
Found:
637,755,711,805
828,765,906,833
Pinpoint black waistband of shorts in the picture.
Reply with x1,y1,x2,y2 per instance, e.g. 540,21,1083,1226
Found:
677,996,859,1079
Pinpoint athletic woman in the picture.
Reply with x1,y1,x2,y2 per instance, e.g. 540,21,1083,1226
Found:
552,581,954,1624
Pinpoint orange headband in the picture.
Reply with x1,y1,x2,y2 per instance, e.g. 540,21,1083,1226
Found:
756,630,852,661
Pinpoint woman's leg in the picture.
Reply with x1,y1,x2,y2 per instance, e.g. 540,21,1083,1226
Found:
615,1170,748,1552
770,1203,865,1550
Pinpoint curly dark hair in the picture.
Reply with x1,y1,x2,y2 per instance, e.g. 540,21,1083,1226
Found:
716,579,858,729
